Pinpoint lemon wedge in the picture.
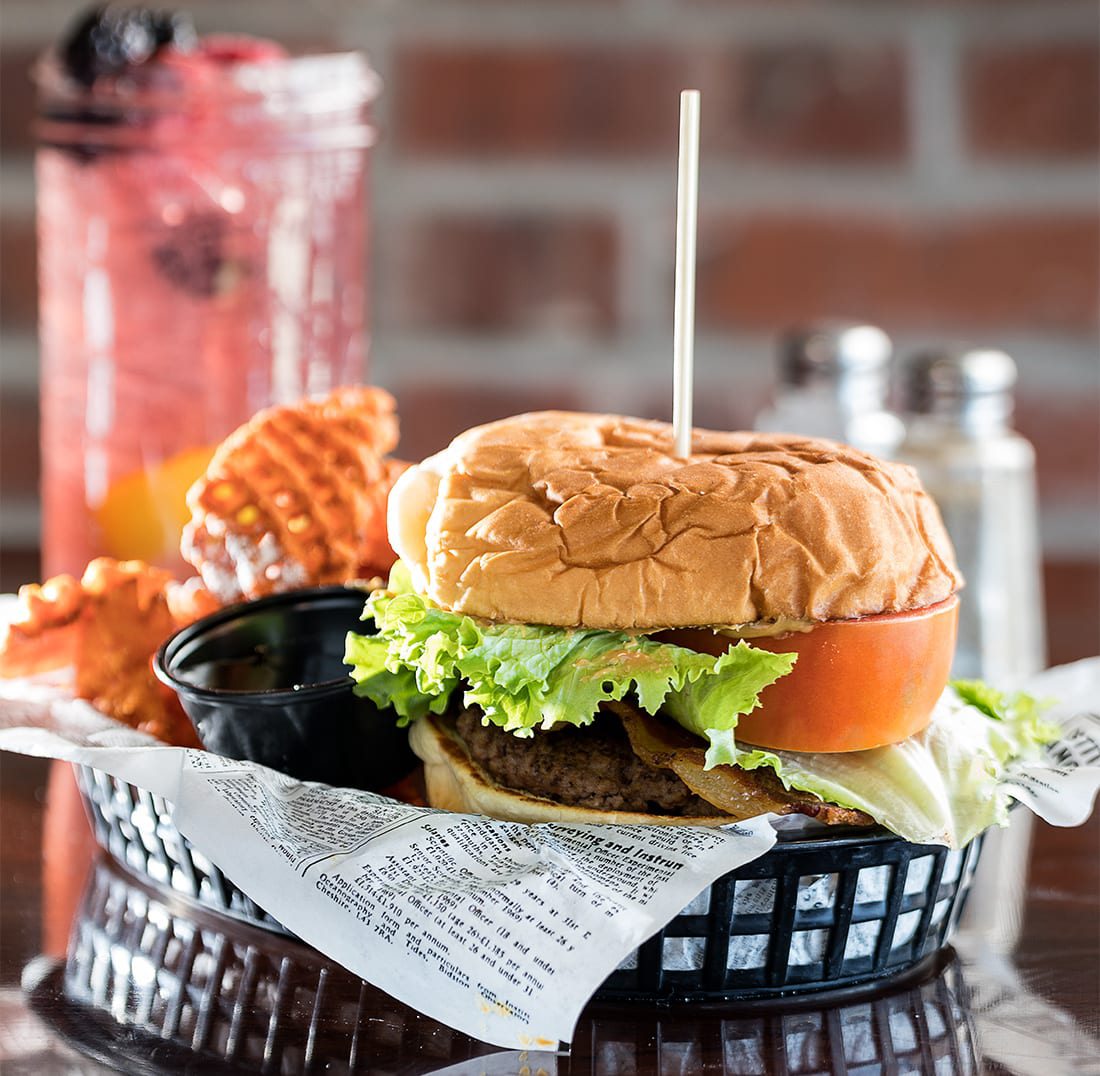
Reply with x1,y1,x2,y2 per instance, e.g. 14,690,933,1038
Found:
95,444,217,565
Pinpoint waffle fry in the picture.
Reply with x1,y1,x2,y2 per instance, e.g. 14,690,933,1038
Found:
0,558,213,746
182,386,403,602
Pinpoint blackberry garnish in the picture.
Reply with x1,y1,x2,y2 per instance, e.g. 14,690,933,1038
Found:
152,212,228,298
61,5,197,87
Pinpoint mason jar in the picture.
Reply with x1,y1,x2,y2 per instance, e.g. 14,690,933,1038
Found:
35,43,378,575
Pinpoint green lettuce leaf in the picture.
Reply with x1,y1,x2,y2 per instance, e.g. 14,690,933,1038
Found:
661,646,803,765
729,685,1058,846
950,678,1061,759
344,585,796,738
950,678,1010,720
344,571,1058,848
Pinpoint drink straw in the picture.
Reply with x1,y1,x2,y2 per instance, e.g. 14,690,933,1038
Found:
673,89,700,460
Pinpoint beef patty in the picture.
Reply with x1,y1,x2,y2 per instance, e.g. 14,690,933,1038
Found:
454,707,722,816
450,704,874,827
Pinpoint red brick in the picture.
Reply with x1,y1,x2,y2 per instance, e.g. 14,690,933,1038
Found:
395,46,684,157
718,45,906,161
696,214,1099,332
966,44,1100,158
393,214,618,333
1020,391,1100,502
392,381,585,463
0,386,39,501
0,212,38,330
395,44,906,161
0,48,37,155
1044,560,1100,666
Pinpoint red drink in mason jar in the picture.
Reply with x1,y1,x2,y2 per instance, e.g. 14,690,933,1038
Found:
35,15,378,576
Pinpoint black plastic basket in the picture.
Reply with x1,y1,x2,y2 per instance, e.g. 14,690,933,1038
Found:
74,764,982,1004
76,763,286,933
29,854,981,1075
599,829,981,1002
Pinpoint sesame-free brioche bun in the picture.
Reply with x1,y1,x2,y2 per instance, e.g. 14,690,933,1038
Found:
389,411,961,631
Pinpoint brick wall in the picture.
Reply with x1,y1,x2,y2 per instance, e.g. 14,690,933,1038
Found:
1,0,1097,660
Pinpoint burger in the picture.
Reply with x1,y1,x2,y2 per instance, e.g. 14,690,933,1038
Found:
345,412,1054,847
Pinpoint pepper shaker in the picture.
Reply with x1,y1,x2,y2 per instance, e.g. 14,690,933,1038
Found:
754,322,905,458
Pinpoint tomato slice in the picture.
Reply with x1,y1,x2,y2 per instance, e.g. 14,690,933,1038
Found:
658,595,959,753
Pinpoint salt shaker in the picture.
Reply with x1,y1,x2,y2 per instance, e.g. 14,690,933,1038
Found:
898,348,1045,954
754,322,905,458
897,348,1046,683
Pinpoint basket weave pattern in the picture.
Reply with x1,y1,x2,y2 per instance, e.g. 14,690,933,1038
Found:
75,764,982,1003
60,856,981,1073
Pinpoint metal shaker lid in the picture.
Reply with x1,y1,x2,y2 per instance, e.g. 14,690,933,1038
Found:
904,347,1017,414
780,323,892,385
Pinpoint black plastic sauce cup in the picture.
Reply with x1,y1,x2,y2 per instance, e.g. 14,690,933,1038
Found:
155,586,416,792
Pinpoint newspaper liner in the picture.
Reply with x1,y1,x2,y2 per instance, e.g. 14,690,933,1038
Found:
0,656,1098,1050
0,687,776,1049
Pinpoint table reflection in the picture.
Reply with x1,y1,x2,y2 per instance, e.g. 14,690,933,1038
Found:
22,853,987,1075
4,752,1098,1074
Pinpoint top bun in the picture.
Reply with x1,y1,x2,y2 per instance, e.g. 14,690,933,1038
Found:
388,411,961,631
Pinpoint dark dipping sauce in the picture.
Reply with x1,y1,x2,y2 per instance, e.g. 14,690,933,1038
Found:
180,640,350,694
156,586,416,791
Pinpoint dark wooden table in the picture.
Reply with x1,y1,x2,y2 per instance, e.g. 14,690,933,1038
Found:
1,753,1097,1075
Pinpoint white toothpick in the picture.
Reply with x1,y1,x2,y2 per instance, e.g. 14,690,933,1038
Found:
672,89,700,460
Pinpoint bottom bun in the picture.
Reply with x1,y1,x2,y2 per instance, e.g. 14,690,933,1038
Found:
408,716,732,827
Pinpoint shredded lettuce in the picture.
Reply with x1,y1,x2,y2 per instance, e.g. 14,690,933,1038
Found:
951,678,1012,721
729,685,1058,846
950,679,1060,757
344,583,796,740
